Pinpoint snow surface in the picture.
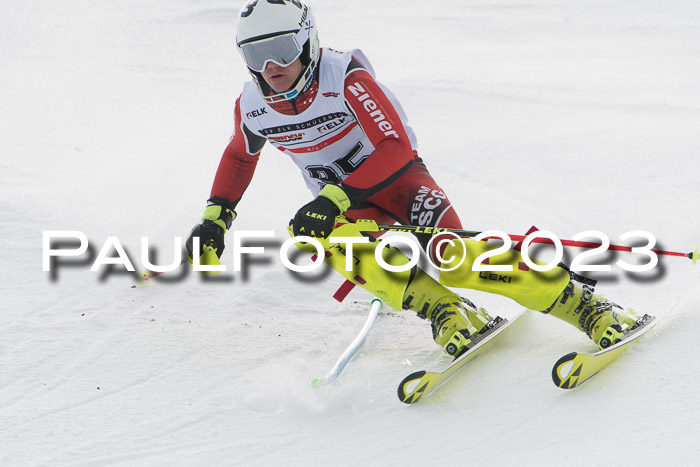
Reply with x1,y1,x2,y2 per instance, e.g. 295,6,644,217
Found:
2,0,700,465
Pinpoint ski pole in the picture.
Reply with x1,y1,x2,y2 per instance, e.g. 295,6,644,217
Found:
140,270,167,281
138,242,223,283
362,222,698,264
312,297,383,388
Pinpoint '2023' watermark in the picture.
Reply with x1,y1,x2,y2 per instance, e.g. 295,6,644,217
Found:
42,229,659,274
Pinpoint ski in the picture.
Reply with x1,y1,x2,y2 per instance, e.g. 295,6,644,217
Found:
551,314,658,389
397,309,526,404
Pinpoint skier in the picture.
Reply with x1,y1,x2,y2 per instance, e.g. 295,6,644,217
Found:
186,0,641,358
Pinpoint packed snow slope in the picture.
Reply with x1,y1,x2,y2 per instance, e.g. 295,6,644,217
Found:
2,0,699,465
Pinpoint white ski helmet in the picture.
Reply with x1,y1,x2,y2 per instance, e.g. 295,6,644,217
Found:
236,0,320,103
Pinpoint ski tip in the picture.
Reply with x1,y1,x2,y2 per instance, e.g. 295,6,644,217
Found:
552,352,581,389
397,370,428,404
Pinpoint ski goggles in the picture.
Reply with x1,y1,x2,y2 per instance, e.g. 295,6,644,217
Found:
239,32,303,73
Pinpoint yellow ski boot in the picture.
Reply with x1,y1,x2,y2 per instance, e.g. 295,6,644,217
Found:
403,268,494,357
544,282,640,349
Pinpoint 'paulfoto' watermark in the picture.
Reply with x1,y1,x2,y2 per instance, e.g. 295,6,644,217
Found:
42,229,661,276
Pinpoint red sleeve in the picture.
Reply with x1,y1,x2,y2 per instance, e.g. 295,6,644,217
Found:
210,96,265,209
341,67,414,202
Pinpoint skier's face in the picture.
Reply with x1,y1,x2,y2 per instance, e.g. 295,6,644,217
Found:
261,58,303,93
